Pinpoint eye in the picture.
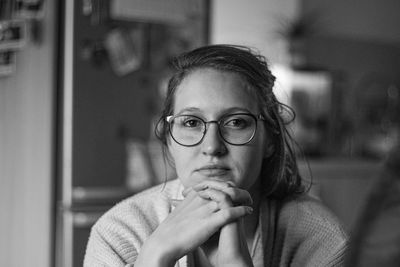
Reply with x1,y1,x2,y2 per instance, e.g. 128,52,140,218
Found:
176,116,203,128
184,119,201,127
224,116,250,129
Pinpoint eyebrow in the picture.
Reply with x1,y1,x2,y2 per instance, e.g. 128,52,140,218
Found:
175,107,255,117
175,107,201,115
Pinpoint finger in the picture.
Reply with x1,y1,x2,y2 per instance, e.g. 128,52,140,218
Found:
172,195,219,216
211,206,253,226
171,190,203,213
205,200,220,213
193,180,236,191
170,199,182,208
221,187,253,206
197,188,234,209
195,183,252,206
182,187,193,197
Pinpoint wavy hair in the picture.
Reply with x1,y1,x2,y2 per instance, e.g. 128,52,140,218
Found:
155,44,305,199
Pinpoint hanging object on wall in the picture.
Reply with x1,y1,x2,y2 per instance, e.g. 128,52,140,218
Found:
104,26,144,76
82,0,109,26
0,0,45,77
110,0,203,24
0,19,25,77
0,50,15,76
13,0,45,19
0,19,27,49
80,38,108,67
1,0,45,21
275,11,320,69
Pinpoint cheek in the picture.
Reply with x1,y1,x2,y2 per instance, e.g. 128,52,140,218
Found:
232,146,264,188
233,125,267,188
168,144,195,185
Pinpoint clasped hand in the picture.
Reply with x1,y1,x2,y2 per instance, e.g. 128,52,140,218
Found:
135,180,254,267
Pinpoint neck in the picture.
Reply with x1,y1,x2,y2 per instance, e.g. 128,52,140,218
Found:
244,179,261,247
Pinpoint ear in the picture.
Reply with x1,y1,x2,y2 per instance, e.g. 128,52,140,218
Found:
264,142,275,158
166,141,176,166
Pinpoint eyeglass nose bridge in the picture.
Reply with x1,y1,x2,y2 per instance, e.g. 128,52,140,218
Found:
200,119,224,142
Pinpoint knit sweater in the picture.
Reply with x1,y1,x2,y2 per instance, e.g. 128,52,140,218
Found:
84,179,348,267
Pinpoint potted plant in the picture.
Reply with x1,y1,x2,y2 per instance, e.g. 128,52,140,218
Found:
276,12,319,69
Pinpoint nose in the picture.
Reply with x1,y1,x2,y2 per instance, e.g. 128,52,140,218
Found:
201,123,227,156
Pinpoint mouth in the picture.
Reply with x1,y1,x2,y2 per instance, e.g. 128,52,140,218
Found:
196,165,231,177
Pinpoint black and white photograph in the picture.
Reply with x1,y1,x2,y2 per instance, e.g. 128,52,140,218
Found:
0,19,27,49
13,0,45,19
1,1,400,267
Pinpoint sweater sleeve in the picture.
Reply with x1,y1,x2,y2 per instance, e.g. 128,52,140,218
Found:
84,221,137,267
83,187,172,266
273,196,349,267
289,217,348,267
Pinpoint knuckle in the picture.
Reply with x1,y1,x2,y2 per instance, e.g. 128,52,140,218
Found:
225,187,235,196
220,193,231,204
199,198,208,206
207,201,219,212
224,187,248,203
198,194,210,204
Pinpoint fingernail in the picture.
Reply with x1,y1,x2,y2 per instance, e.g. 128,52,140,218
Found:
226,181,236,187
246,207,253,214
197,190,211,200
193,184,208,191
170,199,182,207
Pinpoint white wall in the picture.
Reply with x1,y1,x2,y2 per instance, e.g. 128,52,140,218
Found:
0,1,56,266
210,0,300,65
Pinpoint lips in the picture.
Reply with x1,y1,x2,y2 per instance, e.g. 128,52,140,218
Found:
196,165,230,177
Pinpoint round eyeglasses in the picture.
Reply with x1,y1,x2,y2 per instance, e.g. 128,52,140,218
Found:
166,113,264,147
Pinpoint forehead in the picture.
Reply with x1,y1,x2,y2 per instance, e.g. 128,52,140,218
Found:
173,68,259,115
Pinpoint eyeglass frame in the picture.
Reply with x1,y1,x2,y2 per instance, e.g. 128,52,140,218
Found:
165,112,265,147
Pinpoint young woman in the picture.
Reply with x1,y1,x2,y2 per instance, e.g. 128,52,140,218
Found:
84,45,348,267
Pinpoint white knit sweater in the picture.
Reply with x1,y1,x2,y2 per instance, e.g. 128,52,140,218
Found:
84,179,348,266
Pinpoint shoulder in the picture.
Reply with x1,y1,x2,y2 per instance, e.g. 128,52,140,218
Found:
118,178,183,212
279,194,347,236
85,179,182,265
96,179,182,231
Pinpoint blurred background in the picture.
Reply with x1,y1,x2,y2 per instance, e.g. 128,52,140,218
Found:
1,0,399,266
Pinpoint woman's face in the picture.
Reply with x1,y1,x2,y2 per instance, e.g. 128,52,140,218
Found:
168,68,269,191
